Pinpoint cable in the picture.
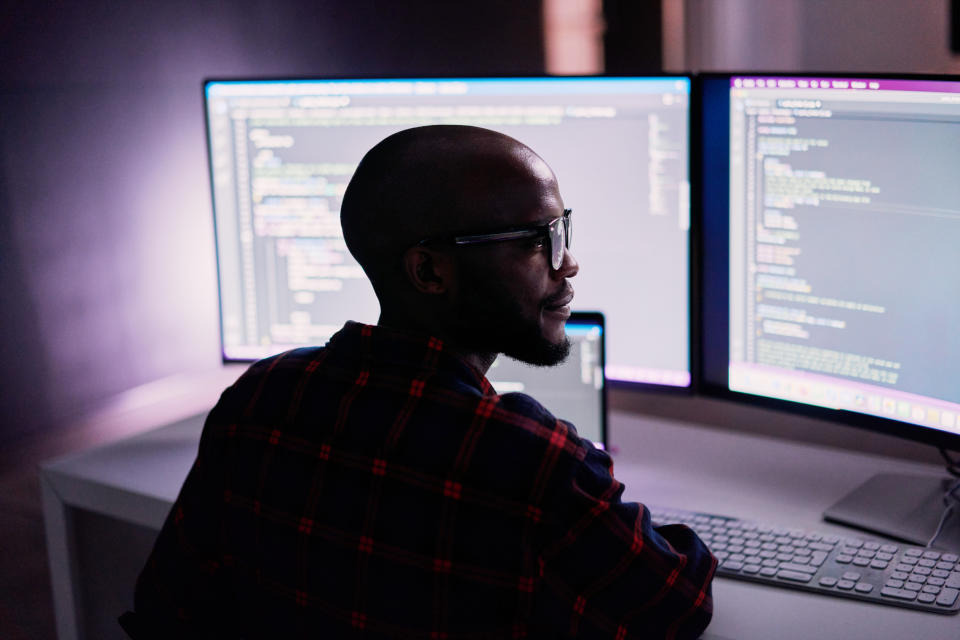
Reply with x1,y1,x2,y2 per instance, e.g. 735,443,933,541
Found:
927,477,960,548
939,448,960,478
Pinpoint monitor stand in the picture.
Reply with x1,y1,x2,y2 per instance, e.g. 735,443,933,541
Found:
823,473,960,552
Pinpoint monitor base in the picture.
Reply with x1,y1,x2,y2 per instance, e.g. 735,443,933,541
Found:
823,473,960,552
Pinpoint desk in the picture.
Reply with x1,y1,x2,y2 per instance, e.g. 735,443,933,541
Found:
41,410,959,640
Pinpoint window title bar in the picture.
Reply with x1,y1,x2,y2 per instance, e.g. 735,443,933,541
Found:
732,76,960,94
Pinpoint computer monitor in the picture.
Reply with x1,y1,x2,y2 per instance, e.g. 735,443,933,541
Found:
486,311,606,448
699,73,960,546
204,76,692,388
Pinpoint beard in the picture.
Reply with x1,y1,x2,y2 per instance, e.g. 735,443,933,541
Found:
452,266,571,367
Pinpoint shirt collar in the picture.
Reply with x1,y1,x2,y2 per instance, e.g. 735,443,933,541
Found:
327,322,495,396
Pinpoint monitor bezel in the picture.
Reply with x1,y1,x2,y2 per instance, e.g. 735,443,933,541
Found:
696,71,960,453
202,73,697,393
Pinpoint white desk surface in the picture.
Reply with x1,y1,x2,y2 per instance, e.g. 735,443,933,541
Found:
42,409,960,640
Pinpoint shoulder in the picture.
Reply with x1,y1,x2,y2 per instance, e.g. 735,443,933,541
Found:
210,347,327,418
485,391,589,462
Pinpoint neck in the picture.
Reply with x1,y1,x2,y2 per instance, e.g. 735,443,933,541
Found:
377,310,499,376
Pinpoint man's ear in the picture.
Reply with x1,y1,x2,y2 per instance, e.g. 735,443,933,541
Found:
402,246,453,295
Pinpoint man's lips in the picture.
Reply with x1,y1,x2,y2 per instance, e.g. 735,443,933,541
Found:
544,286,574,310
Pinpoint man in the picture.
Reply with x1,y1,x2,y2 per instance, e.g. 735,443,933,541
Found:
131,125,715,638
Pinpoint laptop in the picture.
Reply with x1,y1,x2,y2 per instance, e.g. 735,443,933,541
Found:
486,311,607,449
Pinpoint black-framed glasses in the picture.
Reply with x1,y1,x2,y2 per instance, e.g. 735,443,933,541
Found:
419,209,572,270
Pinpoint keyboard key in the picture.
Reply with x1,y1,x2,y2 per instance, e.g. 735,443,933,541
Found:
819,576,838,587
922,550,941,560
862,541,880,551
918,592,937,604
876,552,894,561
880,544,899,553
852,557,871,567
913,567,932,576
932,569,950,578
891,571,909,581
843,538,863,548
945,574,960,589
780,563,817,574
936,588,959,607
942,553,959,563
870,560,889,570
855,582,874,594
904,582,923,592
836,554,853,564
778,570,813,583
922,585,941,594
722,561,744,571
885,579,904,588
936,561,955,571
901,557,918,566
808,542,834,552
759,567,778,577
919,559,937,568
881,587,917,601
743,564,761,574
905,548,924,557
810,551,828,567
837,580,856,590
927,577,946,587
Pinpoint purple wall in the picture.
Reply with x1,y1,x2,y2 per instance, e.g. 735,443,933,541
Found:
0,0,544,443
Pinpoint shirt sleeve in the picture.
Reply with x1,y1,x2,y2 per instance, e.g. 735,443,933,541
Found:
532,435,716,640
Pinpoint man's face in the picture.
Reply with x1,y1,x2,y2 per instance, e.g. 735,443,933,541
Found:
447,151,579,366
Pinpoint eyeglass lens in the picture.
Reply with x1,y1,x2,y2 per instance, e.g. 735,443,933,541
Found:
549,214,571,270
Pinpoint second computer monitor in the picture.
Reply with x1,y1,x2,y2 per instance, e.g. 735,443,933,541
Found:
205,76,692,387
701,73,960,450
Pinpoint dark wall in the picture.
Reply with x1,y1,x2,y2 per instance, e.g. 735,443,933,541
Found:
0,0,544,444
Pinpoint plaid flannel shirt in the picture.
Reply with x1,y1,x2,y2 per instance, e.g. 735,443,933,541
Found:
134,321,715,638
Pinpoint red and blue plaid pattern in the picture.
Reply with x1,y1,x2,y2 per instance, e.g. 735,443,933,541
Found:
134,322,715,638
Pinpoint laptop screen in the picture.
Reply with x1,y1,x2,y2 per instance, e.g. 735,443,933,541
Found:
486,312,607,448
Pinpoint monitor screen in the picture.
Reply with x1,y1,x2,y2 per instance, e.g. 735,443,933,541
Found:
700,74,960,449
486,312,606,447
205,76,692,387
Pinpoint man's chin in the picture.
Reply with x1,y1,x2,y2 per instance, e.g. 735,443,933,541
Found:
503,335,571,367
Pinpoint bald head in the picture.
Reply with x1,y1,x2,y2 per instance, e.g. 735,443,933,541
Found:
340,125,556,294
